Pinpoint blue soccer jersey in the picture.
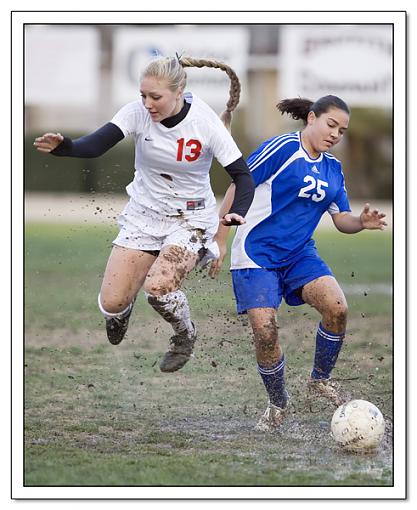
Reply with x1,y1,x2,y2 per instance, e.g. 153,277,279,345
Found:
230,131,351,269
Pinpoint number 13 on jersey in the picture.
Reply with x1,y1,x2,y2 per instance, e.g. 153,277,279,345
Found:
176,138,202,162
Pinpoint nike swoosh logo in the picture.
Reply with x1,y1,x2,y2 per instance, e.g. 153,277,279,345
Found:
144,137,153,141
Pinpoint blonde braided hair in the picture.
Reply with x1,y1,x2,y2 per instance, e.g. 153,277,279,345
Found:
179,57,241,132
142,55,241,132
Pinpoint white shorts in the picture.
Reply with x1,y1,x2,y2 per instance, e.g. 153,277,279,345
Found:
113,199,218,255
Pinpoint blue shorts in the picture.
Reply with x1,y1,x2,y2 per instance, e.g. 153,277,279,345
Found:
231,250,333,314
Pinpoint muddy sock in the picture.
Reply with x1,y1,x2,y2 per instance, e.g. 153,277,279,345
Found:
145,290,194,337
97,293,133,320
311,323,345,380
257,354,288,408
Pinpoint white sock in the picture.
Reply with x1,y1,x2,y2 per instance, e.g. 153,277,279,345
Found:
97,293,132,320
145,290,194,337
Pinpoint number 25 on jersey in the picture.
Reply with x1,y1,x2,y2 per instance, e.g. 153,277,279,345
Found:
176,138,202,162
298,175,328,202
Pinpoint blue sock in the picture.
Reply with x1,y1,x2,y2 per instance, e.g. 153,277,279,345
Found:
257,355,288,408
311,323,345,380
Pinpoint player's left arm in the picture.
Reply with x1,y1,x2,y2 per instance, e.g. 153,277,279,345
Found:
208,118,255,224
209,157,256,277
332,204,388,233
223,157,255,224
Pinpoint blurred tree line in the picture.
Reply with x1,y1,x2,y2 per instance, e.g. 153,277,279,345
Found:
344,108,392,199
25,106,392,199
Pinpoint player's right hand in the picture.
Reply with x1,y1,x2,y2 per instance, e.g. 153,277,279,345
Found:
33,132,64,153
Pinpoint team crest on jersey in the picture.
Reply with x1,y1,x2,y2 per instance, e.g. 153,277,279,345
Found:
311,165,320,174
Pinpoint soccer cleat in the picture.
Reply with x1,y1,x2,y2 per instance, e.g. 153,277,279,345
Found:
307,377,345,407
254,401,287,432
105,308,132,345
159,324,197,373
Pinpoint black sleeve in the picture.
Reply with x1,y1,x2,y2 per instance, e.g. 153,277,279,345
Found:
51,122,125,158
224,156,255,218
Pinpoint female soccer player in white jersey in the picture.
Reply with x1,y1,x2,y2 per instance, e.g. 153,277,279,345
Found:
34,55,255,373
211,95,387,431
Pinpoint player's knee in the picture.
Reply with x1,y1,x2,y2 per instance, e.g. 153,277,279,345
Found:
256,336,278,354
143,278,173,296
253,324,278,349
98,292,131,314
334,301,348,322
325,301,348,329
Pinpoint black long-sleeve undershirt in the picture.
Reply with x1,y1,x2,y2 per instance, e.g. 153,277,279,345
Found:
50,103,192,158
223,157,255,218
51,122,124,158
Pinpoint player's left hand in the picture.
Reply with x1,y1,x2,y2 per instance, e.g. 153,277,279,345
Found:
208,241,227,278
360,203,388,230
221,213,246,226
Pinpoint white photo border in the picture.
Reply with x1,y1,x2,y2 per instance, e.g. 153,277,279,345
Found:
11,9,406,501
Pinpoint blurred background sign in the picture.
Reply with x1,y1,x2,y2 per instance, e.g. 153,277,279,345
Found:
24,24,393,201
279,25,392,107
25,26,100,106
112,26,249,110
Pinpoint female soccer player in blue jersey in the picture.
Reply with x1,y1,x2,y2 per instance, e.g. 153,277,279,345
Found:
211,95,387,431
34,56,254,373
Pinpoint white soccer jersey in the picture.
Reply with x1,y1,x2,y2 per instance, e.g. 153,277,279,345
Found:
110,92,242,216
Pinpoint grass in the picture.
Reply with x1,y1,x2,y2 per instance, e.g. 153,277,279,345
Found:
24,222,393,487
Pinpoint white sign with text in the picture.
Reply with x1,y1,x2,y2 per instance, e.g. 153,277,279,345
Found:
279,25,392,107
112,26,249,112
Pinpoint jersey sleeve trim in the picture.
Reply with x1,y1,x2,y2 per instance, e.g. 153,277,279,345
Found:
324,152,342,164
328,202,341,215
248,134,299,173
328,202,352,215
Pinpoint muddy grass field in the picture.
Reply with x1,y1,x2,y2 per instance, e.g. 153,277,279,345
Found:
24,223,393,488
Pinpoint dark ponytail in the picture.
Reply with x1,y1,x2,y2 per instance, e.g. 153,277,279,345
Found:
277,95,350,124
276,98,313,122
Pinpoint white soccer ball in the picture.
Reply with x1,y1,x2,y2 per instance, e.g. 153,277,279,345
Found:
330,399,385,452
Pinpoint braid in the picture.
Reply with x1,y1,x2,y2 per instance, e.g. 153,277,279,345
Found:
180,57,241,132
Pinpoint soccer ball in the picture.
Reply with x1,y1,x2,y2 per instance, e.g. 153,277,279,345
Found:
330,399,385,452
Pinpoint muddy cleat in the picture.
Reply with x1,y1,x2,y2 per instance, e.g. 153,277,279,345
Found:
254,401,287,432
159,325,197,373
307,377,345,407
105,310,132,345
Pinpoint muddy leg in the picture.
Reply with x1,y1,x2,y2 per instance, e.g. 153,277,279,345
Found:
143,245,199,372
301,276,347,380
248,308,288,409
143,244,198,336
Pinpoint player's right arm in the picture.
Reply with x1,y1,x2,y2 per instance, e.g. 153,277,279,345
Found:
33,122,125,158
33,132,65,153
